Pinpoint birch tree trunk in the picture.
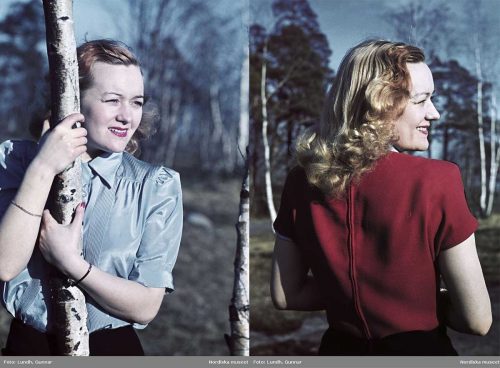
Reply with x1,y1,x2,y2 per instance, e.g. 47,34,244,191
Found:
225,45,250,356
238,46,249,157
260,44,277,223
210,84,233,173
225,163,250,356
43,0,89,356
486,92,499,216
474,40,488,217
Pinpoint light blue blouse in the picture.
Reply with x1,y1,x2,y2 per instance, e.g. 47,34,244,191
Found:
0,140,182,333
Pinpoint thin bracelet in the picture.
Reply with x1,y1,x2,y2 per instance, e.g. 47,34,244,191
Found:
71,263,93,287
10,201,42,218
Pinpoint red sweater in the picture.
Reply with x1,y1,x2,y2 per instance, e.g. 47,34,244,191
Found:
274,152,478,339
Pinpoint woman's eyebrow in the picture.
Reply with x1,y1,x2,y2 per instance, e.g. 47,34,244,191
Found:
410,91,433,99
102,91,144,99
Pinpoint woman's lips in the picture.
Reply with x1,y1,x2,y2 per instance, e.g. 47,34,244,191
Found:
416,126,429,136
109,127,128,138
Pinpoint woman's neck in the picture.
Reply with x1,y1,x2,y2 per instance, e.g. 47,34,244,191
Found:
81,149,103,163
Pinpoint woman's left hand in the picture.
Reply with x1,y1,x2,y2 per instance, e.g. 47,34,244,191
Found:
38,202,164,325
39,202,85,275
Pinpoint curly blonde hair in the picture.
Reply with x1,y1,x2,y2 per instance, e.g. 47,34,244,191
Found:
296,40,425,197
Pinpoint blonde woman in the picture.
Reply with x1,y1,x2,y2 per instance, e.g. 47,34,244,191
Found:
271,40,491,355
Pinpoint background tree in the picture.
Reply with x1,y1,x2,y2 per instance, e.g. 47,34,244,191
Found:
384,0,453,159
462,0,500,217
250,0,332,220
385,0,500,216
431,58,478,199
0,1,47,138
126,0,244,176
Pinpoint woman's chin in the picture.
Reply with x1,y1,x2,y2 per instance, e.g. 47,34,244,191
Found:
395,140,429,152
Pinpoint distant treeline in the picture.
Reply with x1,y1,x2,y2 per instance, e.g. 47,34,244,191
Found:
250,0,500,219
0,0,246,176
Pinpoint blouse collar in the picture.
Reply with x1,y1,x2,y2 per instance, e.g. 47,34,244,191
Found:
86,152,123,188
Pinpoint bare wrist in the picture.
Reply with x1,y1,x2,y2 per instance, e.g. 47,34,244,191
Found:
62,255,88,280
67,262,92,287
28,157,57,180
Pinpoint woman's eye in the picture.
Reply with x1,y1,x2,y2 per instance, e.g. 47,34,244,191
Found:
105,99,120,104
133,101,144,107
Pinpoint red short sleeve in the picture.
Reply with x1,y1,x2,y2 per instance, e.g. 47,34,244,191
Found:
273,167,302,241
435,164,478,251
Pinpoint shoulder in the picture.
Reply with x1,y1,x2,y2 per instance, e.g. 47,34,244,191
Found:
385,152,461,179
286,165,308,185
279,165,319,202
280,165,308,194
119,152,181,189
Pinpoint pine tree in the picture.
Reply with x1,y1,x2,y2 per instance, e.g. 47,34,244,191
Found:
250,0,332,218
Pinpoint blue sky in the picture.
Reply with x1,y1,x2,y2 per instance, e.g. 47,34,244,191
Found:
252,0,500,73
0,0,122,42
310,0,500,100
310,0,396,70
1,0,498,78
0,0,243,45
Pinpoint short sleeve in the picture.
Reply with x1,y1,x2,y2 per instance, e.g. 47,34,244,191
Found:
273,167,300,241
435,164,478,251
0,140,37,219
128,167,182,293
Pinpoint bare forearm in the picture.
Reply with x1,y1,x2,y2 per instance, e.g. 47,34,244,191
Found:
439,288,491,336
271,237,326,311
0,160,54,281
438,236,492,336
65,257,164,325
272,275,326,311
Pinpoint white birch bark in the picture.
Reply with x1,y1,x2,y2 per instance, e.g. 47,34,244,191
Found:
210,84,234,172
42,0,89,356
260,43,277,223
475,41,487,216
238,46,249,157
226,34,250,355
486,92,499,216
225,165,250,356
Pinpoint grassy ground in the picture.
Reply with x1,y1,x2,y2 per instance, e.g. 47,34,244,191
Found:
250,216,500,355
0,176,241,356
477,214,500,283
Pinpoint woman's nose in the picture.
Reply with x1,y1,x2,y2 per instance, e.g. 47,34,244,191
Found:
116,104,132,124
426,101,440,121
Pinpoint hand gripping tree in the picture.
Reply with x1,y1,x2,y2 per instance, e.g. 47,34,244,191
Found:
42,0,89,356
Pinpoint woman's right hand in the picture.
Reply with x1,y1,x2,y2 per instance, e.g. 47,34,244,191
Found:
33,113,87,176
